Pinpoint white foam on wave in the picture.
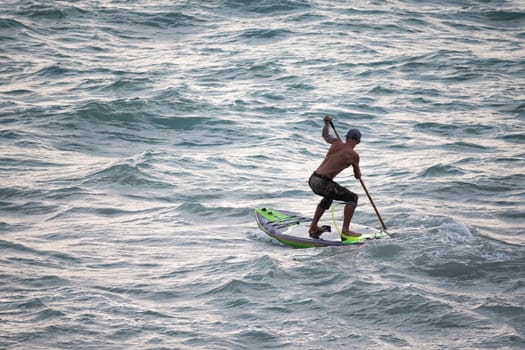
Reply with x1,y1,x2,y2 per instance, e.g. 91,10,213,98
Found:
392,213,473,245
437,220,472,244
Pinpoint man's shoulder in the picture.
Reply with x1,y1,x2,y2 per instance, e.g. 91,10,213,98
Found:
344,148,359,162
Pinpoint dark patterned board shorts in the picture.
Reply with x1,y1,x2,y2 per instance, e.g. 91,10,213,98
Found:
308,172,358,209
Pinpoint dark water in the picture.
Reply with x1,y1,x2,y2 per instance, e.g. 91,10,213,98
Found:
1,0,524,349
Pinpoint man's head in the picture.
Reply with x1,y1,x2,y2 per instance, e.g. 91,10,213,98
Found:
346,129,361,143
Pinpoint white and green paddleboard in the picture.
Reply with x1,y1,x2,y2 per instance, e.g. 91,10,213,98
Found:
255,207,389,248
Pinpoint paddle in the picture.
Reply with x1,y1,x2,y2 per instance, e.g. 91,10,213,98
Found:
329,120,388,231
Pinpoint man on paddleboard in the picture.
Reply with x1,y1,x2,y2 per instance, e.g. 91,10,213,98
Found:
308,115,362,240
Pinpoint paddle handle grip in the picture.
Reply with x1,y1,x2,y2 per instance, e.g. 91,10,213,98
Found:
329,120,342,141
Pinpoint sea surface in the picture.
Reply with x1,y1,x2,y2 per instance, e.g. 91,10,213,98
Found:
1,0,524,349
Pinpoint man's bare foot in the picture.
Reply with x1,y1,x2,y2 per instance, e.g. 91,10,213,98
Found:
309,225,331,239
341,229,362,240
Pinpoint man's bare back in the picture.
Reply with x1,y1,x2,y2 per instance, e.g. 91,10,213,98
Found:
316,141,360,180
315,115,361,180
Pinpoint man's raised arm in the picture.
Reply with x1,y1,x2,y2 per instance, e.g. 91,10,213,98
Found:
322,115,338,144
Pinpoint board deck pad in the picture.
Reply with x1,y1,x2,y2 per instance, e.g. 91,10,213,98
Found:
255,207,389,248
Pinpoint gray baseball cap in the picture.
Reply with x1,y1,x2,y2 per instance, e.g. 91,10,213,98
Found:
346,129,361,142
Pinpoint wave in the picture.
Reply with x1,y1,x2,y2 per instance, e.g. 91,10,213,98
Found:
1,239,81,265
0,128,54,150
33,63,75,78
81,156,170,189
414,121,494,138
74,97,235,130
98,77,155,95
239,28,293,41
96,8,203,31
483,10,525,22
501,132,525,144
414,121,460,134
16,3,70,21
216,0,311,13
75,100,152,127
9,1,89,23
0,17,27,30
442,141,489,152
11,2,202,30
419,163,465,177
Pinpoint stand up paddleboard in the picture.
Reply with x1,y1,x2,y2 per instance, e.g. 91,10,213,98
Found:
255,207,389,248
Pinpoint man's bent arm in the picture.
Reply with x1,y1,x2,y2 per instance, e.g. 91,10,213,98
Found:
353,159,362,179
322,119,338,144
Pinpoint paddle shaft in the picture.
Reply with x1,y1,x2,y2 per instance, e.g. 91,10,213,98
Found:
358,177,387,231
329,120,388,231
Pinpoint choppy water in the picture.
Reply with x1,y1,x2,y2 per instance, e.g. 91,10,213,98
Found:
1,0,525,349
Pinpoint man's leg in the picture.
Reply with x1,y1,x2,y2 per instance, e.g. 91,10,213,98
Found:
342,203,360,237
309,197,332,237
309,203,326,235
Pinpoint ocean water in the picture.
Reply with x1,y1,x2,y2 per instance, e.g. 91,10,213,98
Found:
1,0,524,349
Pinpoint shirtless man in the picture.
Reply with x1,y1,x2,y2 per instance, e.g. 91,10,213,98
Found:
308,115,362,240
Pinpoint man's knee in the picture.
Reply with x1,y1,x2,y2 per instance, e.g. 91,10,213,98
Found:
319,197,333,209
345,193,358,207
